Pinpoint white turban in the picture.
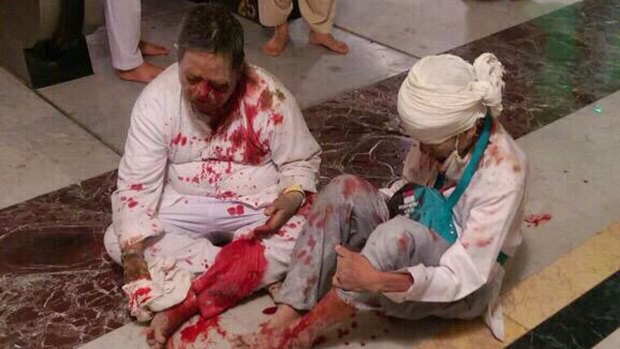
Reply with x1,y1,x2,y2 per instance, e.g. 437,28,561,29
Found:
397,53,505,144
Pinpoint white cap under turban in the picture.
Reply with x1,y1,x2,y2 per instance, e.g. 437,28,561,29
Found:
397,53,505,144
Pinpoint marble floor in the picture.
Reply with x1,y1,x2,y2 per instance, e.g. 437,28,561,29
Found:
1,0,619,348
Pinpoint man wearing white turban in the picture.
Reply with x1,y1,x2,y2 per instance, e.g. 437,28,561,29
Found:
233,53,528,349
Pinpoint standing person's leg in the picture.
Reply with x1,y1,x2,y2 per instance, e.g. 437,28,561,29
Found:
259,0,293,56
232,175,389,348
300,0,348,54
103,0,167,83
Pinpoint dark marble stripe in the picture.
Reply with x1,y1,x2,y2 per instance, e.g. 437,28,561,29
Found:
3,1,620,348
507,271,620,349
449,0,620,139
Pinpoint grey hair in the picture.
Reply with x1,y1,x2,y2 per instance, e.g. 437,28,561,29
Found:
177,3,245,70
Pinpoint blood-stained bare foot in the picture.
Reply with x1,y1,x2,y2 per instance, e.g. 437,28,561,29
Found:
262,23,289,57
118,61,164,83
308,31,349,54
139,41,169,56
232,304,301,349
145,290,199,348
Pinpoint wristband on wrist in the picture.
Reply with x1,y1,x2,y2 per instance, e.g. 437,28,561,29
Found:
282,184,306,203
121,248,143,262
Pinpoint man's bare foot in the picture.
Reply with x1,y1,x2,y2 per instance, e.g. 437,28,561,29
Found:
232,304,301,349
262,23,289,56
139,41,169,56
145,290,199,348
309,31,349,54
118,61,163,83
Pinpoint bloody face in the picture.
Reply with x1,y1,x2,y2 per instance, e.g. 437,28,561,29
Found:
179,51,240,116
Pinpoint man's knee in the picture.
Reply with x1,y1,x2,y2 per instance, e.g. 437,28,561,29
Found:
361,216,424,271
103,225,122,265
322,174,376,199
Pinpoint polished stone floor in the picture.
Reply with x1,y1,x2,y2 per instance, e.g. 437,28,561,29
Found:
0,0,619,348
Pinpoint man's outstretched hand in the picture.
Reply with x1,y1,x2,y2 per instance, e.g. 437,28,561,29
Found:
122,243,150,283
252,192,304,238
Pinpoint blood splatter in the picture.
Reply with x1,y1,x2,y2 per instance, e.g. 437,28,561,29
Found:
191,175,200,184
129,183,144,191
134,287,151,297
485,143,504,167
474,236,494,247
127,198,139,208
297,194,316,219
271,113,284,125
192,239,267,319
398,233,410,252
307,235,317,249
171,132,183,146
262,306,278,315
241,102,269,165
226,205,245,216
229,128,244,148
178,316,227,347
342,177,359,199
258,88,274,111
524,213,552,227
217,191,237,200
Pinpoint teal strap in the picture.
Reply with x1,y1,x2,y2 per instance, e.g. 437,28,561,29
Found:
433,173,445,190
496,251,509,266
446,114,492,209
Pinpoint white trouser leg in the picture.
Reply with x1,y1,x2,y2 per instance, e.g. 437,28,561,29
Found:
104,192,306,283
103,0,143,70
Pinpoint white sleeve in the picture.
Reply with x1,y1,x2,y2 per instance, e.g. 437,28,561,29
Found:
268,88,321,193
383,171,526,303
111,88,168,248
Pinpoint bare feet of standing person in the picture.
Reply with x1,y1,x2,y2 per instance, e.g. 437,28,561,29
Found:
118,41,168,83
262,23,290,56
308,30,348,54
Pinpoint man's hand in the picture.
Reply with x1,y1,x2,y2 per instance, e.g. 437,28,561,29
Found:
252,192,304,238
332,245,382,293
122,243,150,283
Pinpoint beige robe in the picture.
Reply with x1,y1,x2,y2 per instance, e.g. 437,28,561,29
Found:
259,0,336,34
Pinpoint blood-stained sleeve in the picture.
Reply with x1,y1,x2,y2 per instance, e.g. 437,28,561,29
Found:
383,156,527,303
266,86,321,193
111,86,168,248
